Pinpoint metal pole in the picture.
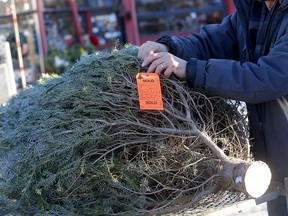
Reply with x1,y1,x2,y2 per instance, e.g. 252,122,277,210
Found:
36,0,48,55
69,0,84,45
225,0,236,14
285,178,288,213
122,0,140,45
10,0,27,89
32,0,45,74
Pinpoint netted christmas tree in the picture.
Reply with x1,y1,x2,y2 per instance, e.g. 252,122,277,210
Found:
0,45,270,215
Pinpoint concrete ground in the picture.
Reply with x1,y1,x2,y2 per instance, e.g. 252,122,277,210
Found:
0,201,268,216
171,191,270,216
206,199,268,216
0,196,269,216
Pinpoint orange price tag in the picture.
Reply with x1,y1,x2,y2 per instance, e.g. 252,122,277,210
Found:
136,73,164,110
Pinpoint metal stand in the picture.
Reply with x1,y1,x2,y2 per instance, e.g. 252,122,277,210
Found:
285,178,288,213
255,177,288,213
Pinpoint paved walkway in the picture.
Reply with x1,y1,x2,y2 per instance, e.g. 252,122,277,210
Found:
207,199,268,216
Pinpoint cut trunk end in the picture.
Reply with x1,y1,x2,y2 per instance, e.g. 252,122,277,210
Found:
223,159,271,198
244,161,271,198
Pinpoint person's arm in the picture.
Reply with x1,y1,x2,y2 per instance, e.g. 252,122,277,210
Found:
187,32,288,104
156,12,240,61
138,12,240,79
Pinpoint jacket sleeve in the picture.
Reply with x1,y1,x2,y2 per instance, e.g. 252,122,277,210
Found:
157,12,240,61
186,32,288,104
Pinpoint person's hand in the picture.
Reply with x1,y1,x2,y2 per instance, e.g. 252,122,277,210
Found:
138,41,169,60
141,51,187,79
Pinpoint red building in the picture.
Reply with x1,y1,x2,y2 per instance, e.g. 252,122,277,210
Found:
123,0,235,45
36,0,236,53
0,0,235,84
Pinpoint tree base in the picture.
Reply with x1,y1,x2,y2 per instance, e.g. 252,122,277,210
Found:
222,159,271,198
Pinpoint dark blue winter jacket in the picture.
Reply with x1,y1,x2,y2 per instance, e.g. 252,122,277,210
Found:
157,0,288,183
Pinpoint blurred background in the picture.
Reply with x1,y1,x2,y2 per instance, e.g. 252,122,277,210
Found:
0,0,235,104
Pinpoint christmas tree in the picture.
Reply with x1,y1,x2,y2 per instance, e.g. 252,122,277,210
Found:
0,45,270,215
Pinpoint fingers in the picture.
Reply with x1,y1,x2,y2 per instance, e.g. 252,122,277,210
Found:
141,51,157,67
145,52,166,73
138,50,187,79
159,55,187,79
146,54,173,78
138,41,168,61
138,41,156,60
156,64,173,78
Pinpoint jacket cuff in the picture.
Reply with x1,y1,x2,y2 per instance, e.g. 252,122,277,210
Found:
156,35,177,55
186,58,206,89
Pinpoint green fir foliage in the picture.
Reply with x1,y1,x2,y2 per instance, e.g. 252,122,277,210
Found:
0,45,248,215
